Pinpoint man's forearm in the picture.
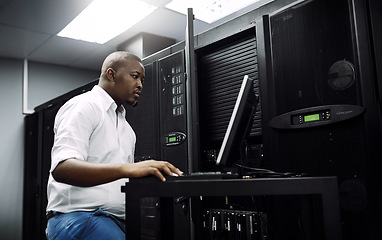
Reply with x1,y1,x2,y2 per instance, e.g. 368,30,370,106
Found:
52,158,183,187
52,158,124,187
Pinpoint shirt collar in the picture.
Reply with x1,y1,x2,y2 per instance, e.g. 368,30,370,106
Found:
92,85,126,117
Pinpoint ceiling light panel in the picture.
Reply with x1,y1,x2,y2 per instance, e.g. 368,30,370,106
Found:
165,0,266,24
58,0,157,44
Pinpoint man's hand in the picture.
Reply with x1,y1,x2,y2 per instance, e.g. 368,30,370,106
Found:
121,160,183,182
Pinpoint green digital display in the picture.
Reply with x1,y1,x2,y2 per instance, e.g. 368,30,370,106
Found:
304,113,320,122
168,136,177,143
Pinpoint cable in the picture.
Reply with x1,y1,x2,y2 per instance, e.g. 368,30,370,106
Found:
235,163,307,178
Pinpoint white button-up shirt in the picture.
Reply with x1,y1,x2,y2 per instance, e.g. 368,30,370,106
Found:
46,85,135,219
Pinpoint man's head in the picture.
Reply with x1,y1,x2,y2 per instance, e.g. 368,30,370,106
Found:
98,51,144,107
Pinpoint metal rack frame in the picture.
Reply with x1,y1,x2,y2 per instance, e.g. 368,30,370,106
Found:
122,176,341,240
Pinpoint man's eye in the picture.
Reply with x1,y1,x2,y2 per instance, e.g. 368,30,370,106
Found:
131,75,138,79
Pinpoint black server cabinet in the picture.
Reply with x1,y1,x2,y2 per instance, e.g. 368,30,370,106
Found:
125,62,162,240
257,0,382,239
193,28,267,240
157,51,189,172
157,50,191,239
23,80,97,240
129,51,191,240
125,62,160,161
23,113,40,240
196,28,262,173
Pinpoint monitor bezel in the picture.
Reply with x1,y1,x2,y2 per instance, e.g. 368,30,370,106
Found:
215,75,258,169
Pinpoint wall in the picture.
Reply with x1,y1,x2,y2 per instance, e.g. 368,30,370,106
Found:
0,57,98,240
28,61,99,110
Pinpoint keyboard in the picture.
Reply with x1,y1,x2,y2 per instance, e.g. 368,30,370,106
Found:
129,171,240,183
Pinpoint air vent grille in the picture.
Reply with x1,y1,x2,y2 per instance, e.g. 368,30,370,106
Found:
198,35,261,142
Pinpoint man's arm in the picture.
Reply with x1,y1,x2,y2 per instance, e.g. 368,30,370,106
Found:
52,159,183,187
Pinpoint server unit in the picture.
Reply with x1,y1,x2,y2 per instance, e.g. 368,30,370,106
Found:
201,209,267,240
191,26,270,240
125,62,160,162
124,62,162,240
157,51,189,172
196,28,263,173
157,50,192,239
128,50,190,171
132,50,191,239
257,0,382,239
23,80,98,240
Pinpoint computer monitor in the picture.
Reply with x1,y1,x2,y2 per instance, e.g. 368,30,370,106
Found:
216,75,258,169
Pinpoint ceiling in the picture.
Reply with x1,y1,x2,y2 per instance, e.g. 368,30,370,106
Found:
0,0,267,71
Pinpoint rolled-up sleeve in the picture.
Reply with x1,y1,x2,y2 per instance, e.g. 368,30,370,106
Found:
50,99,97,173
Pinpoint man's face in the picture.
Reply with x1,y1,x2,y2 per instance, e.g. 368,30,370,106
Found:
112,58,145,106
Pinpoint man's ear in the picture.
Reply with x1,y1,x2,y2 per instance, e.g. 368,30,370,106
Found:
106,68,116,81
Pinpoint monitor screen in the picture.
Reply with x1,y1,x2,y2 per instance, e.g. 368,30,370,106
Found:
216,75,258,169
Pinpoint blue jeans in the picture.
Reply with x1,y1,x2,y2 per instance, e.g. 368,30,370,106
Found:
46,208,125,240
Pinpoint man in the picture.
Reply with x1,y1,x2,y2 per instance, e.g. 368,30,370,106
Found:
46,51,183,240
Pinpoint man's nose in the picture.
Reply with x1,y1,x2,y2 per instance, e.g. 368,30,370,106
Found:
137,80,143,89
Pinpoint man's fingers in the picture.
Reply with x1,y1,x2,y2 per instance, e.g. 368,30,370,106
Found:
134,160,183,180
173,167,183,176
152,168,166,182
159,161,183,176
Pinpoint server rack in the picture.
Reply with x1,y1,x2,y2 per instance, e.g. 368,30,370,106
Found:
131,49,192,239
138,1,327,239
23,80,97,240
195,28,262,173
125,62,160,162
257,0,382,239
